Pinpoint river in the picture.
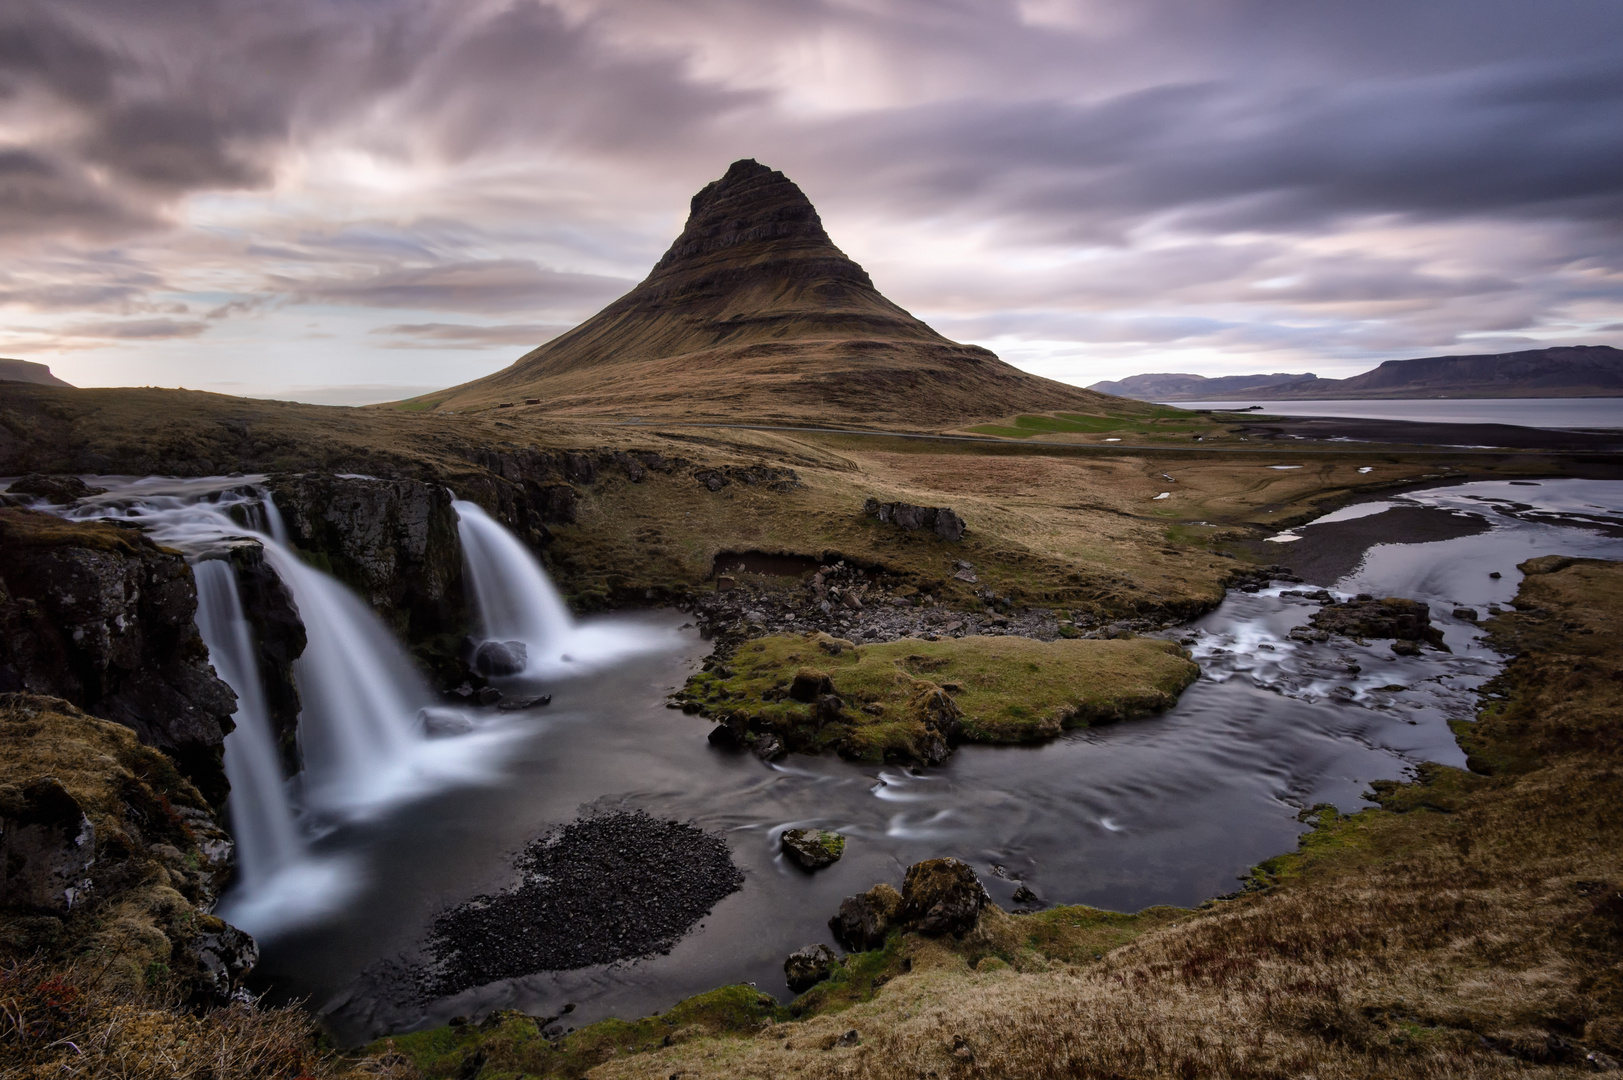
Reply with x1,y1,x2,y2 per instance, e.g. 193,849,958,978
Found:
19,473,1623,1044
1168,398,1623,429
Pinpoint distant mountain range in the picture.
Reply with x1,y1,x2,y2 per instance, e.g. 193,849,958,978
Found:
0,359,71,388
1089,346,1623,400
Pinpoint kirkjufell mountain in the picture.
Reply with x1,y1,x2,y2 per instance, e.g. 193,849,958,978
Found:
420,159,1112,425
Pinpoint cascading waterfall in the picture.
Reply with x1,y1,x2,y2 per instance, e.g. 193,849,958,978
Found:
453,500,672,677
255,541,436,813
49,479,516,934
192,559,304,891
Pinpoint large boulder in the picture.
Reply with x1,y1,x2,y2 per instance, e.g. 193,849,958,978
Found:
5,474,107,504
899,857,988,937
829,883,902,951
1309,596,1447,650
784,943,839,993
473,639,528,676
789,668,834,703
781,828,845,870
0,509,237,803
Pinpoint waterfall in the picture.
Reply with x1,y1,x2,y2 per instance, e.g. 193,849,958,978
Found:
452,499,671,677
454,500,574,650
255,544,435,811
193,560,304,890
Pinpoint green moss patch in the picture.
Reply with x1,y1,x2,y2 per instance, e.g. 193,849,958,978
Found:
679,631,1198,762
373,984,785,1079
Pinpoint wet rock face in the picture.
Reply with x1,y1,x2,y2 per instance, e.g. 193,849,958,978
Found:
1309,597,1447,650
784,943,839,993
863,498,966,542
473,639,527,676
225,542,305,775
267,474,468,644
0,509,236,804
829,882,902,952
899,857,988,937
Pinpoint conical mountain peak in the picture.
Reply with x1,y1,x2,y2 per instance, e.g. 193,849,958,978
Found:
647,159,866,286
426,160,1109,425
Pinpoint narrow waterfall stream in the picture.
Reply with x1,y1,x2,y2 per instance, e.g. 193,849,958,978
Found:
193,559,304,888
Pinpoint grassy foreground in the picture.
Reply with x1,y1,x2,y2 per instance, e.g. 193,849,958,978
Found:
678,632,1199,761
380,555,1623,1079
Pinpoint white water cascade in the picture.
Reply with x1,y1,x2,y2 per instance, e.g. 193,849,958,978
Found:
48,479,516,935
453,500,672,677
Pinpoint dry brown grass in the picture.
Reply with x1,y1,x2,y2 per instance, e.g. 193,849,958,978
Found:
0,954,418,1079
582,558,1623,1080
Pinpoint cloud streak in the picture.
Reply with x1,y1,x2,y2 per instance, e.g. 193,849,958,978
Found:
0,0,1617,390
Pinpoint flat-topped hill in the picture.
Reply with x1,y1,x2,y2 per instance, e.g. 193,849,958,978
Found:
1091,345,1623,400
416,160,1113,427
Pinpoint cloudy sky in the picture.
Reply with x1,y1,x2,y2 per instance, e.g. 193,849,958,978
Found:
3,0,1621,403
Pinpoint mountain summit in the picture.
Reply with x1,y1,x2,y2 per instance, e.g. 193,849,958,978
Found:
422,160,1108,425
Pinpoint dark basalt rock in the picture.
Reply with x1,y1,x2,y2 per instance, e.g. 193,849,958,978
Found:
473,639,528,676
0,694,254,1004
784,943,839,993
6,474,107,504
1309,596,1448,650
266,473,469,646
781,827,846,871
829,882,902,952
0,509,237,803
862,498,966,541
0,777,95,913
899,857,989,937
789,668,834,703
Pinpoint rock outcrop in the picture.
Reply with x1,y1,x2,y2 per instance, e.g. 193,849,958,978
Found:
898,857,989,937
863,498,966,541
1307,596,1447,650
829,882,902,951
784,943,839,993
0,693,255,1003
0,509,236,803
266,474,468,645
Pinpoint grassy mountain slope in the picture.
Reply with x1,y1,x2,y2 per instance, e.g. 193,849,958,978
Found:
416,160,1115,427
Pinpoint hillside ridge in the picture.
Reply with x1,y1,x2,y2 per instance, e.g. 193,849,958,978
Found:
1090,345,1623,400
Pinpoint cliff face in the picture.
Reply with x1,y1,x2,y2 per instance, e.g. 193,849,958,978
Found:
266,474,469,646
0,509,237,804
422,159,1113,426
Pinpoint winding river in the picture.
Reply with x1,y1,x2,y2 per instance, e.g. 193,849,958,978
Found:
27,474,1623,1043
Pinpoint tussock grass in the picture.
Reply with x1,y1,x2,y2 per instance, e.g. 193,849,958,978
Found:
0,954,415,1079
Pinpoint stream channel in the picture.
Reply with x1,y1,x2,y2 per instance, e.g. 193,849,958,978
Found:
32,475,1623,1043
